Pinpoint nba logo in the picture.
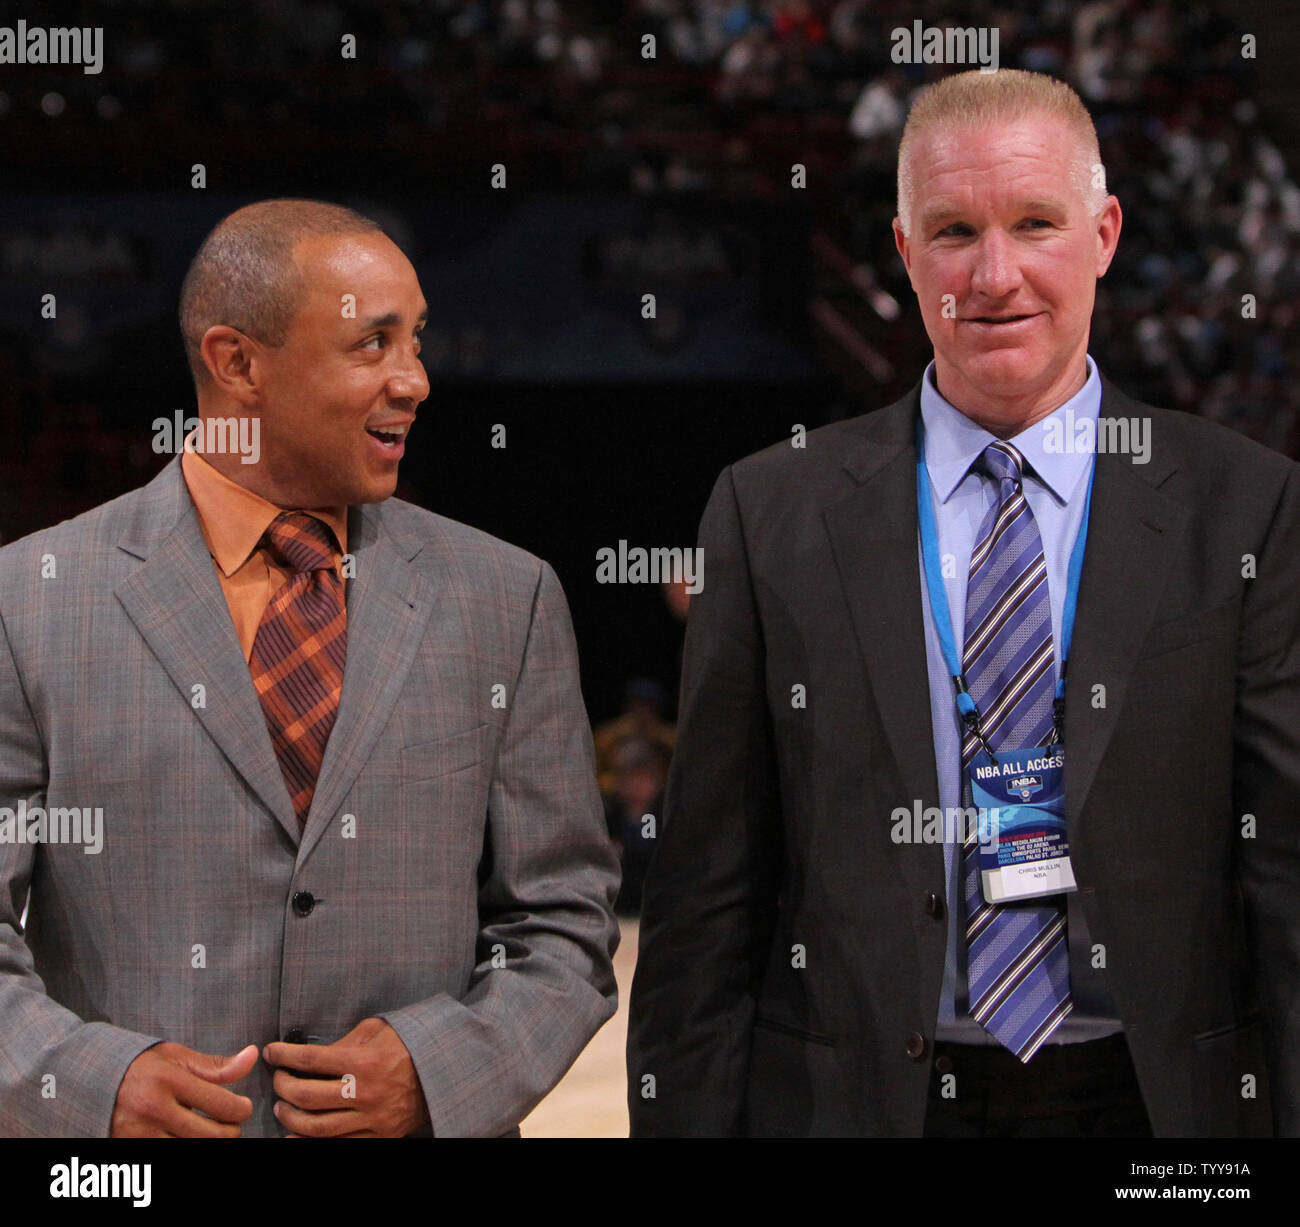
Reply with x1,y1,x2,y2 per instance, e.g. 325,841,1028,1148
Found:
1009,774,1042,801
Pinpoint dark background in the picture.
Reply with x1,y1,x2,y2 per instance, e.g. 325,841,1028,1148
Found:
1,0,1297,723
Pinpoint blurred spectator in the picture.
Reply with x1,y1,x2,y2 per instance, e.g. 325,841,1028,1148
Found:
603,734,670,915
593,677,677,798
849,66,906,141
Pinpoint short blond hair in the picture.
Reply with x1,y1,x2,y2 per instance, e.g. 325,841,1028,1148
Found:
896,69,1107,237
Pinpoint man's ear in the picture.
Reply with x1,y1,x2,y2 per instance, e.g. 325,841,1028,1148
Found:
1094,196,1123,279
200,325,263,405
893,216,917,290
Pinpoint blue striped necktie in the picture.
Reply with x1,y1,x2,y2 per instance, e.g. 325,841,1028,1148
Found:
961,440,1072,1061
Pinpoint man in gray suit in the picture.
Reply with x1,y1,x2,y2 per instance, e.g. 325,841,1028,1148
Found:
0,199,619,1137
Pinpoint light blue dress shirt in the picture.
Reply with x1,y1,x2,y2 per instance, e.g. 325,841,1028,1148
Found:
917,353,1123,1045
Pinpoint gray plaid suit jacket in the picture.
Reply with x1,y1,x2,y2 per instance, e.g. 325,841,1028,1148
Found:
0,455,620,1137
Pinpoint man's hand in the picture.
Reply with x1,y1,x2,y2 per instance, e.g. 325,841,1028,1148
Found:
263,1017,430,1137
111,1043,258,1137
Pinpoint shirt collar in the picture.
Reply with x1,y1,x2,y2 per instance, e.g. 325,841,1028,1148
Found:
919,354,1101,504
180,445,349,578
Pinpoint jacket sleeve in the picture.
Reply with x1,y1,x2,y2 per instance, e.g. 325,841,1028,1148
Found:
626,465,783,1136
0,606,161,1137
377,560,620,1136
1234,463,1300,1137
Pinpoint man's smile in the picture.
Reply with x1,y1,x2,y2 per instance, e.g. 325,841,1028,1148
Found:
961,312,1045,336
364,416,412,459
963,312,1042,325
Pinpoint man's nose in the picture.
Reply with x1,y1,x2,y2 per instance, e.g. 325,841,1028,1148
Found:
968,229,1023,300
389,343,430,405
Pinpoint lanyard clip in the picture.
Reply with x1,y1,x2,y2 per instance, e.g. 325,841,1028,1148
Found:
1048,696,1066,745
955,678,998,765
963,708,999,765
1048,668,1068,745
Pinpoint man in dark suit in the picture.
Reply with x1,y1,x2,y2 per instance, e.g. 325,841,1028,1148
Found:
627,69,1300,1137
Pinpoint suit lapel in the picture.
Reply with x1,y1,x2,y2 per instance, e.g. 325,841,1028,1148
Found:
115,457,302,844
295,500,437,862
115,459,440,856
822,392,946,896
1063,378,1186,840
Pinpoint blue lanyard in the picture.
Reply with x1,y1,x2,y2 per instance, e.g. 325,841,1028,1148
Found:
916,418,1094,742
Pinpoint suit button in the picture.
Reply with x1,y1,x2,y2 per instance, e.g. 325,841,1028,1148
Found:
283,1027,306,1044
905,1032,926,1059
924,890,944,918
292,891,315,916
934,1054,954,1074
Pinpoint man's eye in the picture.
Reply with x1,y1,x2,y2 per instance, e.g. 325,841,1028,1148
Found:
362,334,384,350
1022,218,1053,229
936,224,972,238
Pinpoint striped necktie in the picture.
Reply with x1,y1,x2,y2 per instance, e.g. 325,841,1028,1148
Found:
249,512,347,831
961,441,1072,1061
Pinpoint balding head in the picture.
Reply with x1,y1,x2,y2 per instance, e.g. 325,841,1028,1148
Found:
178,199,383,386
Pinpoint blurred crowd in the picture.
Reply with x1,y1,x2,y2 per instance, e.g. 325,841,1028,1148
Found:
2,3,1296,547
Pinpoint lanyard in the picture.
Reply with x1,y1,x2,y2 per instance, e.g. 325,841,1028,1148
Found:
916,418,1095,749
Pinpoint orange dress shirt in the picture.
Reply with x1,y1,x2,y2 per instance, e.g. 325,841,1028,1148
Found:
180,447,348,662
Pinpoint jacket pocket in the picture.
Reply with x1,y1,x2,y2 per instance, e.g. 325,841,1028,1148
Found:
1192,1016,1257,1047
399,723,488,780
753,1013,835,1047
1137,599,1236,662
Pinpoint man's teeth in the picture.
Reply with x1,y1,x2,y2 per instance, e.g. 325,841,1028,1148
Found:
367,426,407,443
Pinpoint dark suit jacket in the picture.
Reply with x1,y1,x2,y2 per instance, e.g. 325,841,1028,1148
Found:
627,378,1300,1137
